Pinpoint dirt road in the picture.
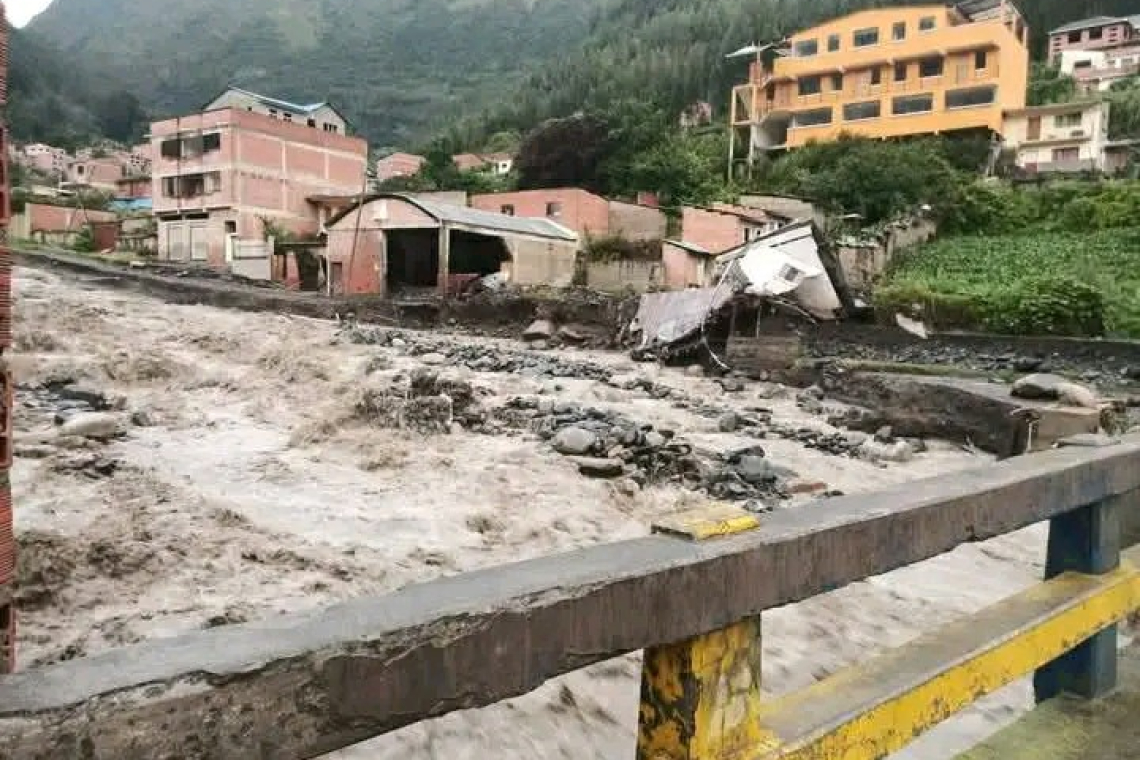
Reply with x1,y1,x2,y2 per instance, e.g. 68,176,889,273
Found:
9,266,1046,758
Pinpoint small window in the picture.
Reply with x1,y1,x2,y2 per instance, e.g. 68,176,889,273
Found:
794,39,818,57
843,100,882,121
1054,112,1083,128
546,201,562,217
870,67,882,85
1090,27,1103,40
798,75,822,96
307,118,317,127
225,221,237,235
827,34,840,52
894,62,908,82
793,108,833,127
1052,147,1079,162
1068,31,1081,43
501,204,515,216
892,22,906,41
945,85,997,108
323,123,339,133
284,113,293,122
269,108,278,118
975,50,988,70
919,16,936,31
831,73,843,91
853,27,879,47
203,133,221,152
919,56,944,78
160,139,181,159
893,93,934,115
777,263,801,281
77,165,85,175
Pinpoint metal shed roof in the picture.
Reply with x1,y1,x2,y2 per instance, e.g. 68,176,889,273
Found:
326,194,579,242
1050,14,1140,35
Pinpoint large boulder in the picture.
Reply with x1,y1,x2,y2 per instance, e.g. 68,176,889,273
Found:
523,320,555,342
1011,374,1069,401
552,426,598,456
569,457,625,479
58,413,124,440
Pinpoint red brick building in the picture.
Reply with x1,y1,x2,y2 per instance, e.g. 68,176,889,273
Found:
470,188,666,242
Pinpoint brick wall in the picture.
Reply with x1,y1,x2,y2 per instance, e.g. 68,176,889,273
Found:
662,242,709,289
607,201,666,242
680,207,744,254
586,258,661,292
471,188,610,240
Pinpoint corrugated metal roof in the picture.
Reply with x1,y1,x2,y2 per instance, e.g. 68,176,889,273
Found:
1050,15,1140,35
411,196,578,241
227,86,329,115
325,194,579,242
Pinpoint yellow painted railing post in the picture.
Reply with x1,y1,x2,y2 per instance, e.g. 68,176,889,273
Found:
637,505,771,760
1035,492,1122,701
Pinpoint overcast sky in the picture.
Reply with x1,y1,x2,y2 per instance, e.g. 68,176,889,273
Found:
7,0,53,27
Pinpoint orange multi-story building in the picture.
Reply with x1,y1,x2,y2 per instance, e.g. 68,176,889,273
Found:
730,1,1029,166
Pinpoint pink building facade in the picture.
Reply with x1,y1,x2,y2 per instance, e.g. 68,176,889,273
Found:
1048,15,1140,62
375,152,426,181
66,158,127,191
150,107,367,269
680,205,784,255
470,188,666,242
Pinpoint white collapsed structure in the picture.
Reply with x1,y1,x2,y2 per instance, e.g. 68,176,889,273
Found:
631,220,853,355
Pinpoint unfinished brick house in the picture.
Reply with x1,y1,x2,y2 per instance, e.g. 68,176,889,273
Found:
470,188,666,243
679,204,787,254
150,97,367,273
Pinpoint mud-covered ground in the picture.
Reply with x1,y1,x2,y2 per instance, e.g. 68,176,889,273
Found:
10,267,1051,758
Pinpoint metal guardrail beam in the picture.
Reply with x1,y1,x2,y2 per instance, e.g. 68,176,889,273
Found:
1,440,1139,758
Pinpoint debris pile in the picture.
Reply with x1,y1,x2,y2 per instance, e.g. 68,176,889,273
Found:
352,369,489,434
498,398,793,510
342,326,613,382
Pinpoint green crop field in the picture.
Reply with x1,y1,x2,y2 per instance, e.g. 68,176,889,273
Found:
876,228,1140,338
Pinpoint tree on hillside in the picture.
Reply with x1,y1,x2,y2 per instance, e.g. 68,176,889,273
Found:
1027,63,1077,106
1106,80,1140,140
757,136,960,224
516,113,612,192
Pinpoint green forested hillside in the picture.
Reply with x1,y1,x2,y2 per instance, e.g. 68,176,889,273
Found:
7,25,148,147
451,0,1140,144
18,0,1140,147
26,0,602,145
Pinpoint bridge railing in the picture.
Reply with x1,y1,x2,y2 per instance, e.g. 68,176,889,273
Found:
2,438,1140,759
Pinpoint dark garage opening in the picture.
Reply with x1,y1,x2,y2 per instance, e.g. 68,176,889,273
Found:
386,229,439,295
449,230,511,278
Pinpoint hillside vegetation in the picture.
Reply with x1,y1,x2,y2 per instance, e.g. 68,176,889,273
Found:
27,0,601,145
878,183,1140,337
7,26,148,146
22,0,1140,146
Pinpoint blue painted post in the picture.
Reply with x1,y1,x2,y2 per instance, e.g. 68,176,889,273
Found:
1033,495,1121,702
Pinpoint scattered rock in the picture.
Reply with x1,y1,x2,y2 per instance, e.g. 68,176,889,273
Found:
552,426,599,456
57,413,124,440
569,457,625,479
1011,374,1069,401
558,325,589,343
1056,382,1099,409
390,337,407,349
787,479,829,495
420,352,447,366
736,455,775,484
874,426,894,443
685,365,704,377
717,413,741,433
1013,356,1043,372
858,438,915,463
523,320,555,341
717,377,746,393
